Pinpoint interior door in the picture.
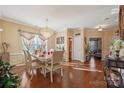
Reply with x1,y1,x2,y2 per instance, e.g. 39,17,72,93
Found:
73,35,82,61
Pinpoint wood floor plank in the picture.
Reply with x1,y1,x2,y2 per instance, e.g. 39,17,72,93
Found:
13,58,106,88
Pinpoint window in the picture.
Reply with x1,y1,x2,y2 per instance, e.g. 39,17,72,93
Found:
31,35,46,52
32,35,42,50
21,33,47,53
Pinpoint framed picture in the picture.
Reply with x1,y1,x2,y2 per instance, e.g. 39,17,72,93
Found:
56,37,64,44
61,37,64,44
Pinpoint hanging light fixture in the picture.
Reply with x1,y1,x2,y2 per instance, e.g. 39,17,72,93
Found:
98,26,103,31
41,18,53,39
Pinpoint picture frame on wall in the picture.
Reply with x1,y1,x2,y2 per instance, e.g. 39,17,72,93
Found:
56,37,64,44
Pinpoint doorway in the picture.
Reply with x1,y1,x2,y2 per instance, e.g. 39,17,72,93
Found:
73,35,82,62
68,37,72,62
89,38,102,60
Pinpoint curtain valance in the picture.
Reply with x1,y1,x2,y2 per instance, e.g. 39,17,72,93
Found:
18,29,47,52
18,29,46,41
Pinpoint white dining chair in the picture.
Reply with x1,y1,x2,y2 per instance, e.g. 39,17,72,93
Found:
23,50,45,77
44,51,64,82
23,50,32,74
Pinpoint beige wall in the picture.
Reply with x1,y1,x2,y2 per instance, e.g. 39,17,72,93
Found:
1,20,37,53
0,19,55,53
47,33,55,50
55,30,68,61
0,20,2,52
84,30,116,60
0,32,1,52
0,18,116,63
67,28,116,61
0,19,55,65
55,30,67,50
67,30,74,38
102,31,115,59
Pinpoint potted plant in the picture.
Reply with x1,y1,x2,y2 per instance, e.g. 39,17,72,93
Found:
0,60,21,88
110,37,124,58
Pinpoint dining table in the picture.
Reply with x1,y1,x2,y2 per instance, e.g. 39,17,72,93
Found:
31,54,52,63
31,54,53,75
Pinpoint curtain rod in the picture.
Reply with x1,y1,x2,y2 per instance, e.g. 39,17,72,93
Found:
18,29,56,40
18,29,40,35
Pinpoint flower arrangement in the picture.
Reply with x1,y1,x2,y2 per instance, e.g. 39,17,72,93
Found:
110,37,124,58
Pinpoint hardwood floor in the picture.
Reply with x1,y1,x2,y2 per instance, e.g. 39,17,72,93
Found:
13,57,106,88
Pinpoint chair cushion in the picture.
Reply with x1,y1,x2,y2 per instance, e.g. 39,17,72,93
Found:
46,63,62,70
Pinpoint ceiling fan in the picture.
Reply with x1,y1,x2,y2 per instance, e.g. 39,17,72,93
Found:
97,26,104,31
85,26,108,32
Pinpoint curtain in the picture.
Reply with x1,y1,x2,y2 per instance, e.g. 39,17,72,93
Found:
19,30,47,53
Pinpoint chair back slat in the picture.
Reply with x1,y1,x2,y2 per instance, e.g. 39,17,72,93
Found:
52,51,64,64
26,51,32,62
23,50,28,63
23,50,32,63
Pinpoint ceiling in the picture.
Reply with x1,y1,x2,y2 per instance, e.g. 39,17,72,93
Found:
0,5,119,31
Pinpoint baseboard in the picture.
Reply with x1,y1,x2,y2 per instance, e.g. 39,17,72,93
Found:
15,63,25,66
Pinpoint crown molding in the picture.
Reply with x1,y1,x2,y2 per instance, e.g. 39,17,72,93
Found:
0,16,59,33
0,16,41,30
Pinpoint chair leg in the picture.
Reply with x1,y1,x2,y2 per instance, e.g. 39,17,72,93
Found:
26,63,30,74
29,63,32,75
28,67,33,79
40,67,44,75
44,68,46,77
25,63,28,73
28,66,31,75
33,68,37,75
25,65,28,74
61,68,63,77
50,71,53,83
30,70,33,79
31,68,34,75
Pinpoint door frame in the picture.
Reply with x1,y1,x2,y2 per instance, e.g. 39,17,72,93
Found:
88,37,102,60
68,37,72,62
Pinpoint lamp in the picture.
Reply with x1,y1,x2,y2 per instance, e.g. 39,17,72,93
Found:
0,22,4,32
0,28,3,32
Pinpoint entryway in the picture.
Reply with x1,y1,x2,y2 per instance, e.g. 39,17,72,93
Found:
89,38,102,60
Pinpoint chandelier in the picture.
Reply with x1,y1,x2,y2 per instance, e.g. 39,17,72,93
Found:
97,26,103,31
40,19,54,39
